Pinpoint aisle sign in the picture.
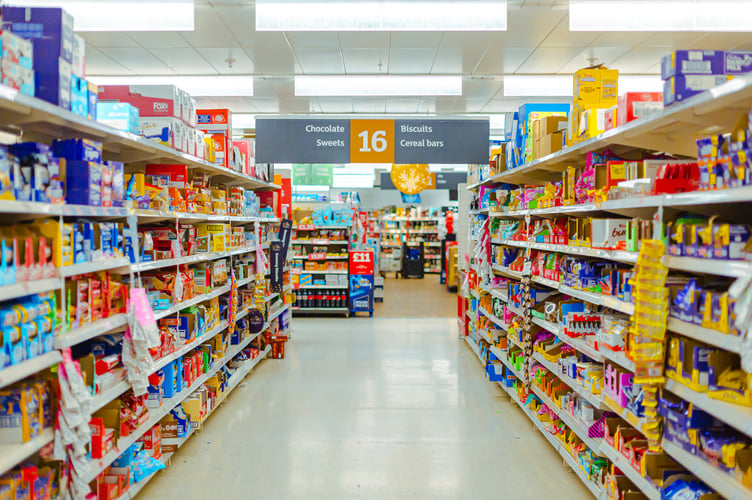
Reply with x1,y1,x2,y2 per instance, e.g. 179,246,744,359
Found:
256,118,489,164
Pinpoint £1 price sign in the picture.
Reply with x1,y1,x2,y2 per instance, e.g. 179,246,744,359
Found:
349,250,374,276
350,119,395,163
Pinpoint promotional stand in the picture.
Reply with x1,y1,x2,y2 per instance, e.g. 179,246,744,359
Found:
349,250,374,317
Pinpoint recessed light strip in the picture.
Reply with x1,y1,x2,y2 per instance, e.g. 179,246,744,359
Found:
88,76,253,97
503,75,663,97
295,76,462,97
8,0,195,31
256,0,507,31
569,0,752,32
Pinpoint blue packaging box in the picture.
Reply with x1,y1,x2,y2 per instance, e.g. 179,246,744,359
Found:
70,75,88,118
724,51,752,74
87,81,98,121
1,7,74,66
35,58,71,110
97,102,140,134
661,50,725,80
663,75,732,106
65,161,102,206
52,138,102,163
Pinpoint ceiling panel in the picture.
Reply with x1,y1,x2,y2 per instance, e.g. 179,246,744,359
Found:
385,98,421,113
455,97,492,113
431,32,496,74
84,47,132,75
244,46,299,75
516,47,582,73
279,97,314,113
496,7,566,48
133,32,190,50
342,48,389,74
558,46,632,74
80,32,139,49
540,16,600,48
287,32,341,49
180,6,240,49
248,99,280,113
591,32,650,47
214,6,256,47
196,48,255,74
150,48,217,74
205,97,256,113
481,98,525,113
610,47,670,74
98,48,175,74
253,79,284,99
473,46,533,74
462,78,504,101
688,33,752,50
264,78,295,99
317,97,354,113
352,98,386,113
337,32,389,49
388,48,437,74
295,49,345,74
390,32,443,48
641,32,705,49
194,97,217,109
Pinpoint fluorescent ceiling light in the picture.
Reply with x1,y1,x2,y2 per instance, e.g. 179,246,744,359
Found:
295,76,461,97
233,114,256,129
256,0,506,31
503,75,662,97
88,76,253,97
569,0,752,31
11,0,194,31
333,173,375,188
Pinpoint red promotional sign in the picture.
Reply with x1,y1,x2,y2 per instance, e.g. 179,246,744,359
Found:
357,211,368,245
349,251,374,275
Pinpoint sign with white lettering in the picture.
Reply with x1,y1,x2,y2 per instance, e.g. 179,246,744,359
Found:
255,118,489,164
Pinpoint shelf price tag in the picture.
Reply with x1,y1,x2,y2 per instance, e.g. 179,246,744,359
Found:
350,119,395,163
308,252,327,260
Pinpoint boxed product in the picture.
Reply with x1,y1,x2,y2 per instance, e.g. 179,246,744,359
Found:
70,75,88,118
574,66,618,107
725,50,752,74
34,57,71,109
1,59,34,96
87,81,98,120
616,92,663,126
1,7,74,66
197,109,233,168
71,33,85,78
140,117,182,148
0,30,33,68
663,75,733,106
661,50,726,79
99,85,182,119
97,102,140,134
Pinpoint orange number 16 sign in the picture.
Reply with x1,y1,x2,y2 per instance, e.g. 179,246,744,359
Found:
350,119,395,163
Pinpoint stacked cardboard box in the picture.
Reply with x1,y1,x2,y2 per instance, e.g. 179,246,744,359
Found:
570,65,618,145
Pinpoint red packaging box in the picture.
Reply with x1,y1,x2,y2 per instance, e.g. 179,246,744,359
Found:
616,92,662,126
145,164,189,189
197,109,232,168
99,85,181,119
139,424,162,460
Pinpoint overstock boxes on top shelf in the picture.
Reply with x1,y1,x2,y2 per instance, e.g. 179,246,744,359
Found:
1,7,74,67
616,92,663,126
99,85,182,120
197,109,233,169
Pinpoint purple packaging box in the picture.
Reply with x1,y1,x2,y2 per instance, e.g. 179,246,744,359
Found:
725,51,752,74
35,58,71,110
1,7,74,67
66,161,102,206
661,50,725,80
663,75,732,106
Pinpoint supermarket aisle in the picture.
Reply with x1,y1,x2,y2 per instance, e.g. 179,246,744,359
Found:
140,318,589,500
375,274,457,317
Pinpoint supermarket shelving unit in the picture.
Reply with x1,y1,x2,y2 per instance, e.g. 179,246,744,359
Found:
290,223,351,316
0,84,291,493
378,215,443,275
461,73,752,500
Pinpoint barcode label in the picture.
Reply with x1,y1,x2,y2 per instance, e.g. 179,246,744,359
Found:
632,101,663,117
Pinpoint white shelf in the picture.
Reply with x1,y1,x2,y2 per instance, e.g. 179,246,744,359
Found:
58,257,132,278
268,304,291,323
0,278,61,302
292,255,349,260
0,351,62,389
0,428,55,476
667,318,743,354
464,336,485,366
90,379,131,413
600,445,661,500
55,314,129,349
153,285,231,321
532,352,605,410
491,346,527,382
296,270,348,274
663,379,752,437
292,306,349,312
147,320,229,376
662,439,752,500
479,306,508,330
491,264,523,280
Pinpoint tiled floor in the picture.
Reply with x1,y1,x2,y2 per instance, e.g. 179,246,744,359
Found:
140,317,590,499
375,274,457,318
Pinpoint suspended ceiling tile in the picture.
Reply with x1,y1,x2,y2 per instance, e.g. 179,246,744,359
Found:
214,5,256,47
515,47,583,73
342,48,389,74
591,32,650,47
610,47,669,73
439,31,496,50
481,97,525,113
79,32,140,49
83,47,133,75
248,99,280,113
462,78,504,101
456,97,492,113
180,6,240,49
279,97,314,113
473,46,533,74
295,49,345,74
388,48,437,74
688,32,752,50
196,48,255,74
149,48,217,75
498,7,566,48
194,97,217,109
558,46,632,74
244,46,299,75
317,97,354,113
133,32,190,50
337,32,390,49
99,48,175,74
433,96,459,113
207,97,256,113
390,32,443,49
286,32,341,49
251,79,282,99
352,97,386,113
642,32,705,49
385,98,421,113
540,16,600,48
